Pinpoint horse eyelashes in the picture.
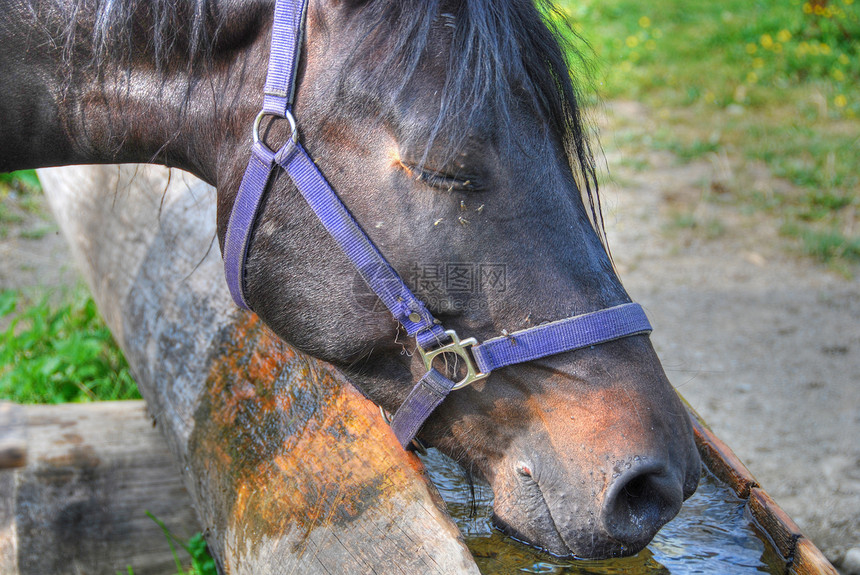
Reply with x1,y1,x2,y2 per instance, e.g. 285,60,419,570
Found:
414,167,481,192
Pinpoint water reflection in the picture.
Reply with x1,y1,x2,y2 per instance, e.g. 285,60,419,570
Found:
418,448,779,575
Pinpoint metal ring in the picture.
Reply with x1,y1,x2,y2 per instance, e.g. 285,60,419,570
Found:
252,110,299,148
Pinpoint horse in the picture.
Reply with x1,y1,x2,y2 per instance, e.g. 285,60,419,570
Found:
0,0,701,559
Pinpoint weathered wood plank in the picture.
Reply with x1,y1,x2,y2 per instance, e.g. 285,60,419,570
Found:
790,538,840,575
0,402,26,470
38,165,478,574
748,486,803,564
1,401,200,575
0,470,17,574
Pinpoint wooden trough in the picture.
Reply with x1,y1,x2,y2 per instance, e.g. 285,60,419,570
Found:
0,165,839,574
23,165,477,574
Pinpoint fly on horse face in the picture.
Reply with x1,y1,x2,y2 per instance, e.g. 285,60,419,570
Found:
1,0,701,560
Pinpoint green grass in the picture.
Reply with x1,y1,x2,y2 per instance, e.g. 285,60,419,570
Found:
118,512,217,575
0,288,140,403
560,0,859,267
1,170,46,239
0,170,41,194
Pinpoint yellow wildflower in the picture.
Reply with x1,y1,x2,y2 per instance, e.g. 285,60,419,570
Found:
639,16,652,28
833,69,845,82
760,34,774,49
746,72,758,84
834,95,847,108
746,43,758,54
777,29,792,43
626,35,639,48
753,57,765,69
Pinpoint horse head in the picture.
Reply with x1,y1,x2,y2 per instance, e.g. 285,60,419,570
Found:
0,0,700,559
216,0,701,558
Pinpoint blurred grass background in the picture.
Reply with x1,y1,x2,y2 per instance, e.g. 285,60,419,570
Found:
0,170,140,404
558,0,859,267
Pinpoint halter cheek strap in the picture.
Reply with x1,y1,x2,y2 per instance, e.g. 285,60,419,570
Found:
222,0,653,449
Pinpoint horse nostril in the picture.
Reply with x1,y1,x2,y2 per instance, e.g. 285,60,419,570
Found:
602,461,683,546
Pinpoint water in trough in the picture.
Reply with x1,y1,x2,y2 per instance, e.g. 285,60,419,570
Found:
419,448,785,574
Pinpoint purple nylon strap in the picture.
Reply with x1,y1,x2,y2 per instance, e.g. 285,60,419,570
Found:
263,0,306,115
471,303,652,374
223,0,657,450
389,369,456,449
223,0,307,310
273,142,448,347
223,143,276,310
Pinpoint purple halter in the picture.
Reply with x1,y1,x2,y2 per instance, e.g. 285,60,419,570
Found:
223,0,653,449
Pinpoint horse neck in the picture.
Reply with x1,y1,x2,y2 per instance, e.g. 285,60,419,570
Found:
0,0,270,185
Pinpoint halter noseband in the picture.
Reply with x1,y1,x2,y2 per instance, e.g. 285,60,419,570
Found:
222,0,652,449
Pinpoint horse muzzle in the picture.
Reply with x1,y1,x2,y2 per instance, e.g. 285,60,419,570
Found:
491,444,699,558
461,337,702,559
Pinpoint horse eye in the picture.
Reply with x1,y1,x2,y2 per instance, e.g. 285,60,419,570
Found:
399,161,481,192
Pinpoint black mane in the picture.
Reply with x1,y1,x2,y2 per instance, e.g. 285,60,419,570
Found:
58,0,603,235
54,0,223,71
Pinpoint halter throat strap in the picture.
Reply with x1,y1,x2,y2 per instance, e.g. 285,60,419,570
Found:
222,0,653,449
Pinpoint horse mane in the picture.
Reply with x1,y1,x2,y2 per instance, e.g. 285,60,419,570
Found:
54,0,223,71
54,0,604,238
343,0,603,239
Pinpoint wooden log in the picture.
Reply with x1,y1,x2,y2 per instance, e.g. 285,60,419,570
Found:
37,165,478,574
0,401,200,574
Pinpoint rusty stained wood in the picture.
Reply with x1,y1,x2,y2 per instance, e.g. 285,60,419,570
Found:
37,165,479,574
0,401,200,575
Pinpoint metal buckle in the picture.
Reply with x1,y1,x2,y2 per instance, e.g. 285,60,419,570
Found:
417,330,489,390
252,110,299,151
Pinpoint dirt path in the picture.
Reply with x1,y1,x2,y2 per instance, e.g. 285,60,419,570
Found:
1,102,857,570
600,101,859,570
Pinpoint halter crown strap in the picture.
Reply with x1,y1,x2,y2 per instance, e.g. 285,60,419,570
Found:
263,0,306,115
223,0,653,450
